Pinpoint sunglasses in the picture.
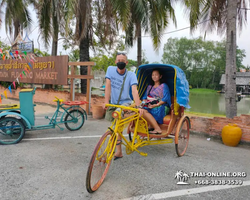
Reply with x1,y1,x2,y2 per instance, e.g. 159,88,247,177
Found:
117,52,127,56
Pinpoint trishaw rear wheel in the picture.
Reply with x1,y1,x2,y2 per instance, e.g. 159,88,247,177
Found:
0,117,25,145
175,117,190,157
86,131,115,193
64,109,84,131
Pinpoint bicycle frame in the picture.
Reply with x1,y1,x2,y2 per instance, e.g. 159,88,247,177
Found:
105,104,173,158
31,101,83,130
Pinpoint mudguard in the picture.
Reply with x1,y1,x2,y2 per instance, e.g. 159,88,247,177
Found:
0,112,32,129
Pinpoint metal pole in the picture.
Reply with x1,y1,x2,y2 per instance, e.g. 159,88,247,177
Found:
89,81,92,114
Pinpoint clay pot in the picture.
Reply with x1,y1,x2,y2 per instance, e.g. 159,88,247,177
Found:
221,124,242,147
92,105,105,119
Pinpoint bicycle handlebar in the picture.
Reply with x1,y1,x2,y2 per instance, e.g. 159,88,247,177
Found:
105,104,139,112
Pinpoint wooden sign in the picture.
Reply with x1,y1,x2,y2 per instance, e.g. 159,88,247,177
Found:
0,55,69,85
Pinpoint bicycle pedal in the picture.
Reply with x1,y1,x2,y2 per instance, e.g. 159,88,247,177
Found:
45,116,52,121
138,151,147,157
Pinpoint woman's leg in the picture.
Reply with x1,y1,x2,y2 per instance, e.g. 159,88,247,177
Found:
143,110,162,133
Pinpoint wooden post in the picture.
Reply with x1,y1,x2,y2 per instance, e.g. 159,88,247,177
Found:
67,62,95,115
70,65,76,101
86,65,91,114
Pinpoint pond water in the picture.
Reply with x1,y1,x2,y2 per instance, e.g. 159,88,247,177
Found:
187,93,250,116
90,88,250,115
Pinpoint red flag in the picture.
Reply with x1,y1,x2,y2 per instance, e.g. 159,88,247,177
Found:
20,74,23,79
13,81,16,89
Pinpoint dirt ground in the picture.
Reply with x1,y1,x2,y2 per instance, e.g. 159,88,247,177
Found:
1,98,56,115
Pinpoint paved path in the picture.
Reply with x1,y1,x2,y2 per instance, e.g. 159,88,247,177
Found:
0,116,250,200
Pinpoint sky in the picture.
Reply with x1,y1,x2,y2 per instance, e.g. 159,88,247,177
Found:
0,3,250,66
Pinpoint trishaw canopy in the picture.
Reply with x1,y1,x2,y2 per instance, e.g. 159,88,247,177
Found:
132,64,190,114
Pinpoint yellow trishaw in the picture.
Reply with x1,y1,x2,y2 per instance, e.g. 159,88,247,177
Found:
86,63,191,193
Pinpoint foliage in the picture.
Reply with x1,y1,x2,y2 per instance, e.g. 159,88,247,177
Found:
162,37,246,90
181,0,249,34
34,48,50,57
185,111,226,118
189,88,218,94
112,0,176,50
34,0,71,49
0,0,34,40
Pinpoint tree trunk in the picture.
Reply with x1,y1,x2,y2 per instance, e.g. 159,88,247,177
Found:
79,33,90,94
51,37,58,56
137,23,142,68
14,20,20,40
44,37,58,89
225,0,237,118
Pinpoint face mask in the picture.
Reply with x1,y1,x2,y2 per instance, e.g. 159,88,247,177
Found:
117,62,126,70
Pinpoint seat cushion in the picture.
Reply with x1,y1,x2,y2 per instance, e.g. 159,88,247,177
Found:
163,114,171,125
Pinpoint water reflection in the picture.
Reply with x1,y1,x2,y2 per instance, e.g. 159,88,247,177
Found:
187,93,250,115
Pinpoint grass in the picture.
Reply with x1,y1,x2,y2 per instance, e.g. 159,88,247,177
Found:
185,111,226,118
189,88,218,94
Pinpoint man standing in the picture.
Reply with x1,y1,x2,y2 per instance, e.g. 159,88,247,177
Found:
104,52,143,160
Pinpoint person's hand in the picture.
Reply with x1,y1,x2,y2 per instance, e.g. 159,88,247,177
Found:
103,102,108,110
148,104,156,109
138,108,143,117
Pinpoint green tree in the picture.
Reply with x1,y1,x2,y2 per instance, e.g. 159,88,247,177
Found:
181,0,250,118
34,0,71,89
72,0,119,94
0,0,34,40
112,0,176,67
162,37,246,90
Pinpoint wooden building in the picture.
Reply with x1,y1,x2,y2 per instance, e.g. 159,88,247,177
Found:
220,72,250,94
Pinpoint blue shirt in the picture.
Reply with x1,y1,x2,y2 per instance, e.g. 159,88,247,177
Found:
105,66,138,105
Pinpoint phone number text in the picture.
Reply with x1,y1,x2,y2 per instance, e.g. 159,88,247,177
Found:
194,179,243,185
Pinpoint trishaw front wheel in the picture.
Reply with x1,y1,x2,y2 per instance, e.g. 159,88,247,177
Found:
64,109,85,131
175,116,190,157
0,117,25,145
86,131,116,193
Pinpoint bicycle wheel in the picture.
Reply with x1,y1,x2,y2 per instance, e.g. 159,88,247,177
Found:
64,109,85,131
86,131,115,193
175,117,190,157
0,117,25,145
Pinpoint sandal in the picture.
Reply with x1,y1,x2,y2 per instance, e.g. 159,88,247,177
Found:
148,128,154,131
149,130,162,135
114,156,123,160
116,140,122,145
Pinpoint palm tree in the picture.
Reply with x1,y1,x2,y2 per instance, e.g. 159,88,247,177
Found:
35,0,71,89
112,0,176,67
181,0,250,118
35,0,71,56
0,0,34,41
175,170,183,181
73,0,118,94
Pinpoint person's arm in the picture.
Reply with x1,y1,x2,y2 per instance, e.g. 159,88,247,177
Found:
104,78,111,107
103,67,111,109
131,85,143,116
131,85,141,106
148,83,170,108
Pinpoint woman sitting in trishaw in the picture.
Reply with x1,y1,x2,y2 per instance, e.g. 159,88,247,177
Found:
86,63,191,193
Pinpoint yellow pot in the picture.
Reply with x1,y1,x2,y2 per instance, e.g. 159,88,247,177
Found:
221,124,242,147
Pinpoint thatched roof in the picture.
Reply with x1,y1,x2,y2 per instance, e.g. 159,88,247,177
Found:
220,72,250,85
